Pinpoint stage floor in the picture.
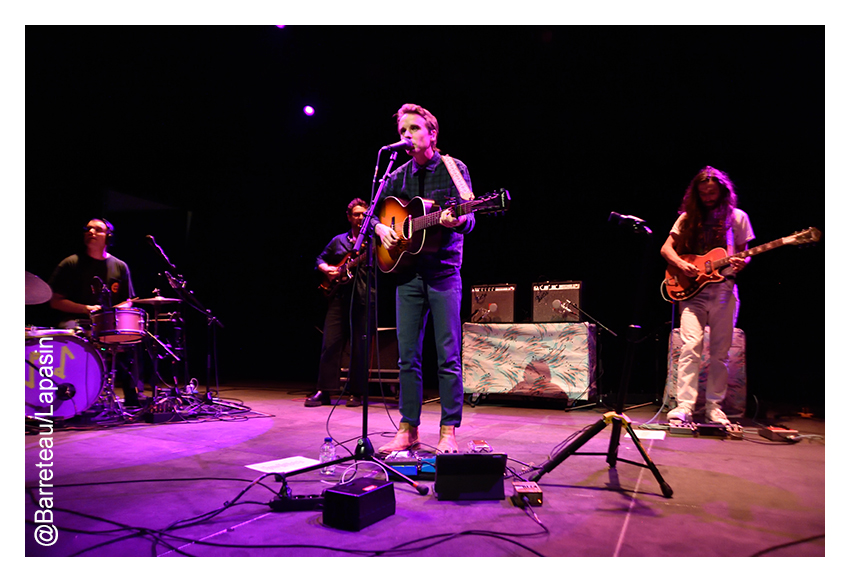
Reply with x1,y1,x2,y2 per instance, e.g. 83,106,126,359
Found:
25,383,826,558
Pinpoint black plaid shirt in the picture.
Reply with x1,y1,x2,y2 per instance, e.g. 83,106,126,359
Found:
371,152,475,277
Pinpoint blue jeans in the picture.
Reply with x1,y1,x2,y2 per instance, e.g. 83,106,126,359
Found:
395,270,464,427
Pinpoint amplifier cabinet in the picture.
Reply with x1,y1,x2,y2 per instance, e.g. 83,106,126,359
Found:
532,281,582,323
665,327,747,418
470,284,515,323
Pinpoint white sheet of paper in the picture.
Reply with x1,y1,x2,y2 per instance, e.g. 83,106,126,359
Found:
631,429,666,440
245,456,320,474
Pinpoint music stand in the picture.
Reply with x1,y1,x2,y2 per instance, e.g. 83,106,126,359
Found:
529,214,673,498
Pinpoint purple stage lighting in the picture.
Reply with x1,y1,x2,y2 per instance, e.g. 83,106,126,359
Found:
303,106,315,116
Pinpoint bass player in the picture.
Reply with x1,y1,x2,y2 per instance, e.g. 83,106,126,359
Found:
306,198,372,407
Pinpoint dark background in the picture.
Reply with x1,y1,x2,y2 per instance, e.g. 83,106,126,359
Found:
24,26,825,414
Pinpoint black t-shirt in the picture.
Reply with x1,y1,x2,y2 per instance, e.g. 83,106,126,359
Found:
49,253,134,318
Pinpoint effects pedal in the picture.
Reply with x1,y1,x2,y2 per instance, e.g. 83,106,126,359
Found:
511,481,543,507
383,449,437,480
726,423,744,439
669,421,743,439
668,421,697,436
697,423,729,437
758,426,800,442
467,439,493,453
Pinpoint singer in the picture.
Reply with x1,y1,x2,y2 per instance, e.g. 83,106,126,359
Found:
372,103,475,455
660,166,755,426
48,218,142,407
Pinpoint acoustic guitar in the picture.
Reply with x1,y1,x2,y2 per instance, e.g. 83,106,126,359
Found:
375,189,510,273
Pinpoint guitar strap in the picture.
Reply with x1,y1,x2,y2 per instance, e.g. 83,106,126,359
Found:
441,155,474,201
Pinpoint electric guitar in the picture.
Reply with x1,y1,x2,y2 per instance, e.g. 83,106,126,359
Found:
375,189,511,273
318,245,370,297
662,226,821,302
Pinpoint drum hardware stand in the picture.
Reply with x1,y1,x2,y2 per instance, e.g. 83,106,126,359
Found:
271,148,431,506
529,214,673,498
147,234,223,400
92,344,132,421
143,329,181,402
140,294,188,399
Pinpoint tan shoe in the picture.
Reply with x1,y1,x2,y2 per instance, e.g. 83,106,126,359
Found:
378,422,420,453
436,425,459,454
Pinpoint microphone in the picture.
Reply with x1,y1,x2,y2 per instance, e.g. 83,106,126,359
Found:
381,137,413,151
473,303,498,322
609,212,653,233
147,235,176,269
91,275,113,308
552,299,572,315
609,211,646,224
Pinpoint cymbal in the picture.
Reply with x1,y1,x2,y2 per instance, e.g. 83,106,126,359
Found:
25,271,52,305
132,296,181,305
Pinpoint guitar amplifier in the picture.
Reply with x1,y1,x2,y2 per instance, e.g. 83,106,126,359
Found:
532,281,582,322
470,284,515,323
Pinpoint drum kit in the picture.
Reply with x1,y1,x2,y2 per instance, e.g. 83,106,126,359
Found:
25,271,188,422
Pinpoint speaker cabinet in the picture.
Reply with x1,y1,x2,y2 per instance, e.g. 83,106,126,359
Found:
470,284,515,323
532,281,582,322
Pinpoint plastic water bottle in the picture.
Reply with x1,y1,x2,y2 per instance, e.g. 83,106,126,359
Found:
319,437,336,475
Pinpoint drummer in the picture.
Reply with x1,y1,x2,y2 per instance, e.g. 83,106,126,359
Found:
48,218,143,407
49,218,134,322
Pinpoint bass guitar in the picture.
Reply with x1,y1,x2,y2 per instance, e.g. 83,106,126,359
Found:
318,245,370,298
375,189,510,273
662,226,821,302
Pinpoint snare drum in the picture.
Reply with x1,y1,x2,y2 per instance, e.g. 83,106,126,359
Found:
91,307,147,344
25,334,105,419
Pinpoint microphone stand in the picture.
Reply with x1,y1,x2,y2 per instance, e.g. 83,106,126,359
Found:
148,237,224,400
529,217,673,499
560,298,617,339
270,148,431,509
164,270,223,400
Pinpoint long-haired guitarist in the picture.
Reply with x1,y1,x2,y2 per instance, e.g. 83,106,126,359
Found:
305,198,373,408
372,103,475,455
660,166,755,426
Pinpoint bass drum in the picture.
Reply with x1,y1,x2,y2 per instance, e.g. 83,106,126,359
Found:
25,334,104,420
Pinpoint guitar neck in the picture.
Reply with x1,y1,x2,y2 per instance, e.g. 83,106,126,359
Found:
713,236,788,268
410,200,478,233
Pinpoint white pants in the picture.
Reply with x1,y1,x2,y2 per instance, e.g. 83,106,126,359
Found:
676,279,739,410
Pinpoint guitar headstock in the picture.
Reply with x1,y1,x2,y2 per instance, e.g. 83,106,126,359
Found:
785,227,822,246
473,188,511,216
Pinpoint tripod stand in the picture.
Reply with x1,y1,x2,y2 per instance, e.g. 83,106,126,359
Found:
270,149,430,508
529,214,673,498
